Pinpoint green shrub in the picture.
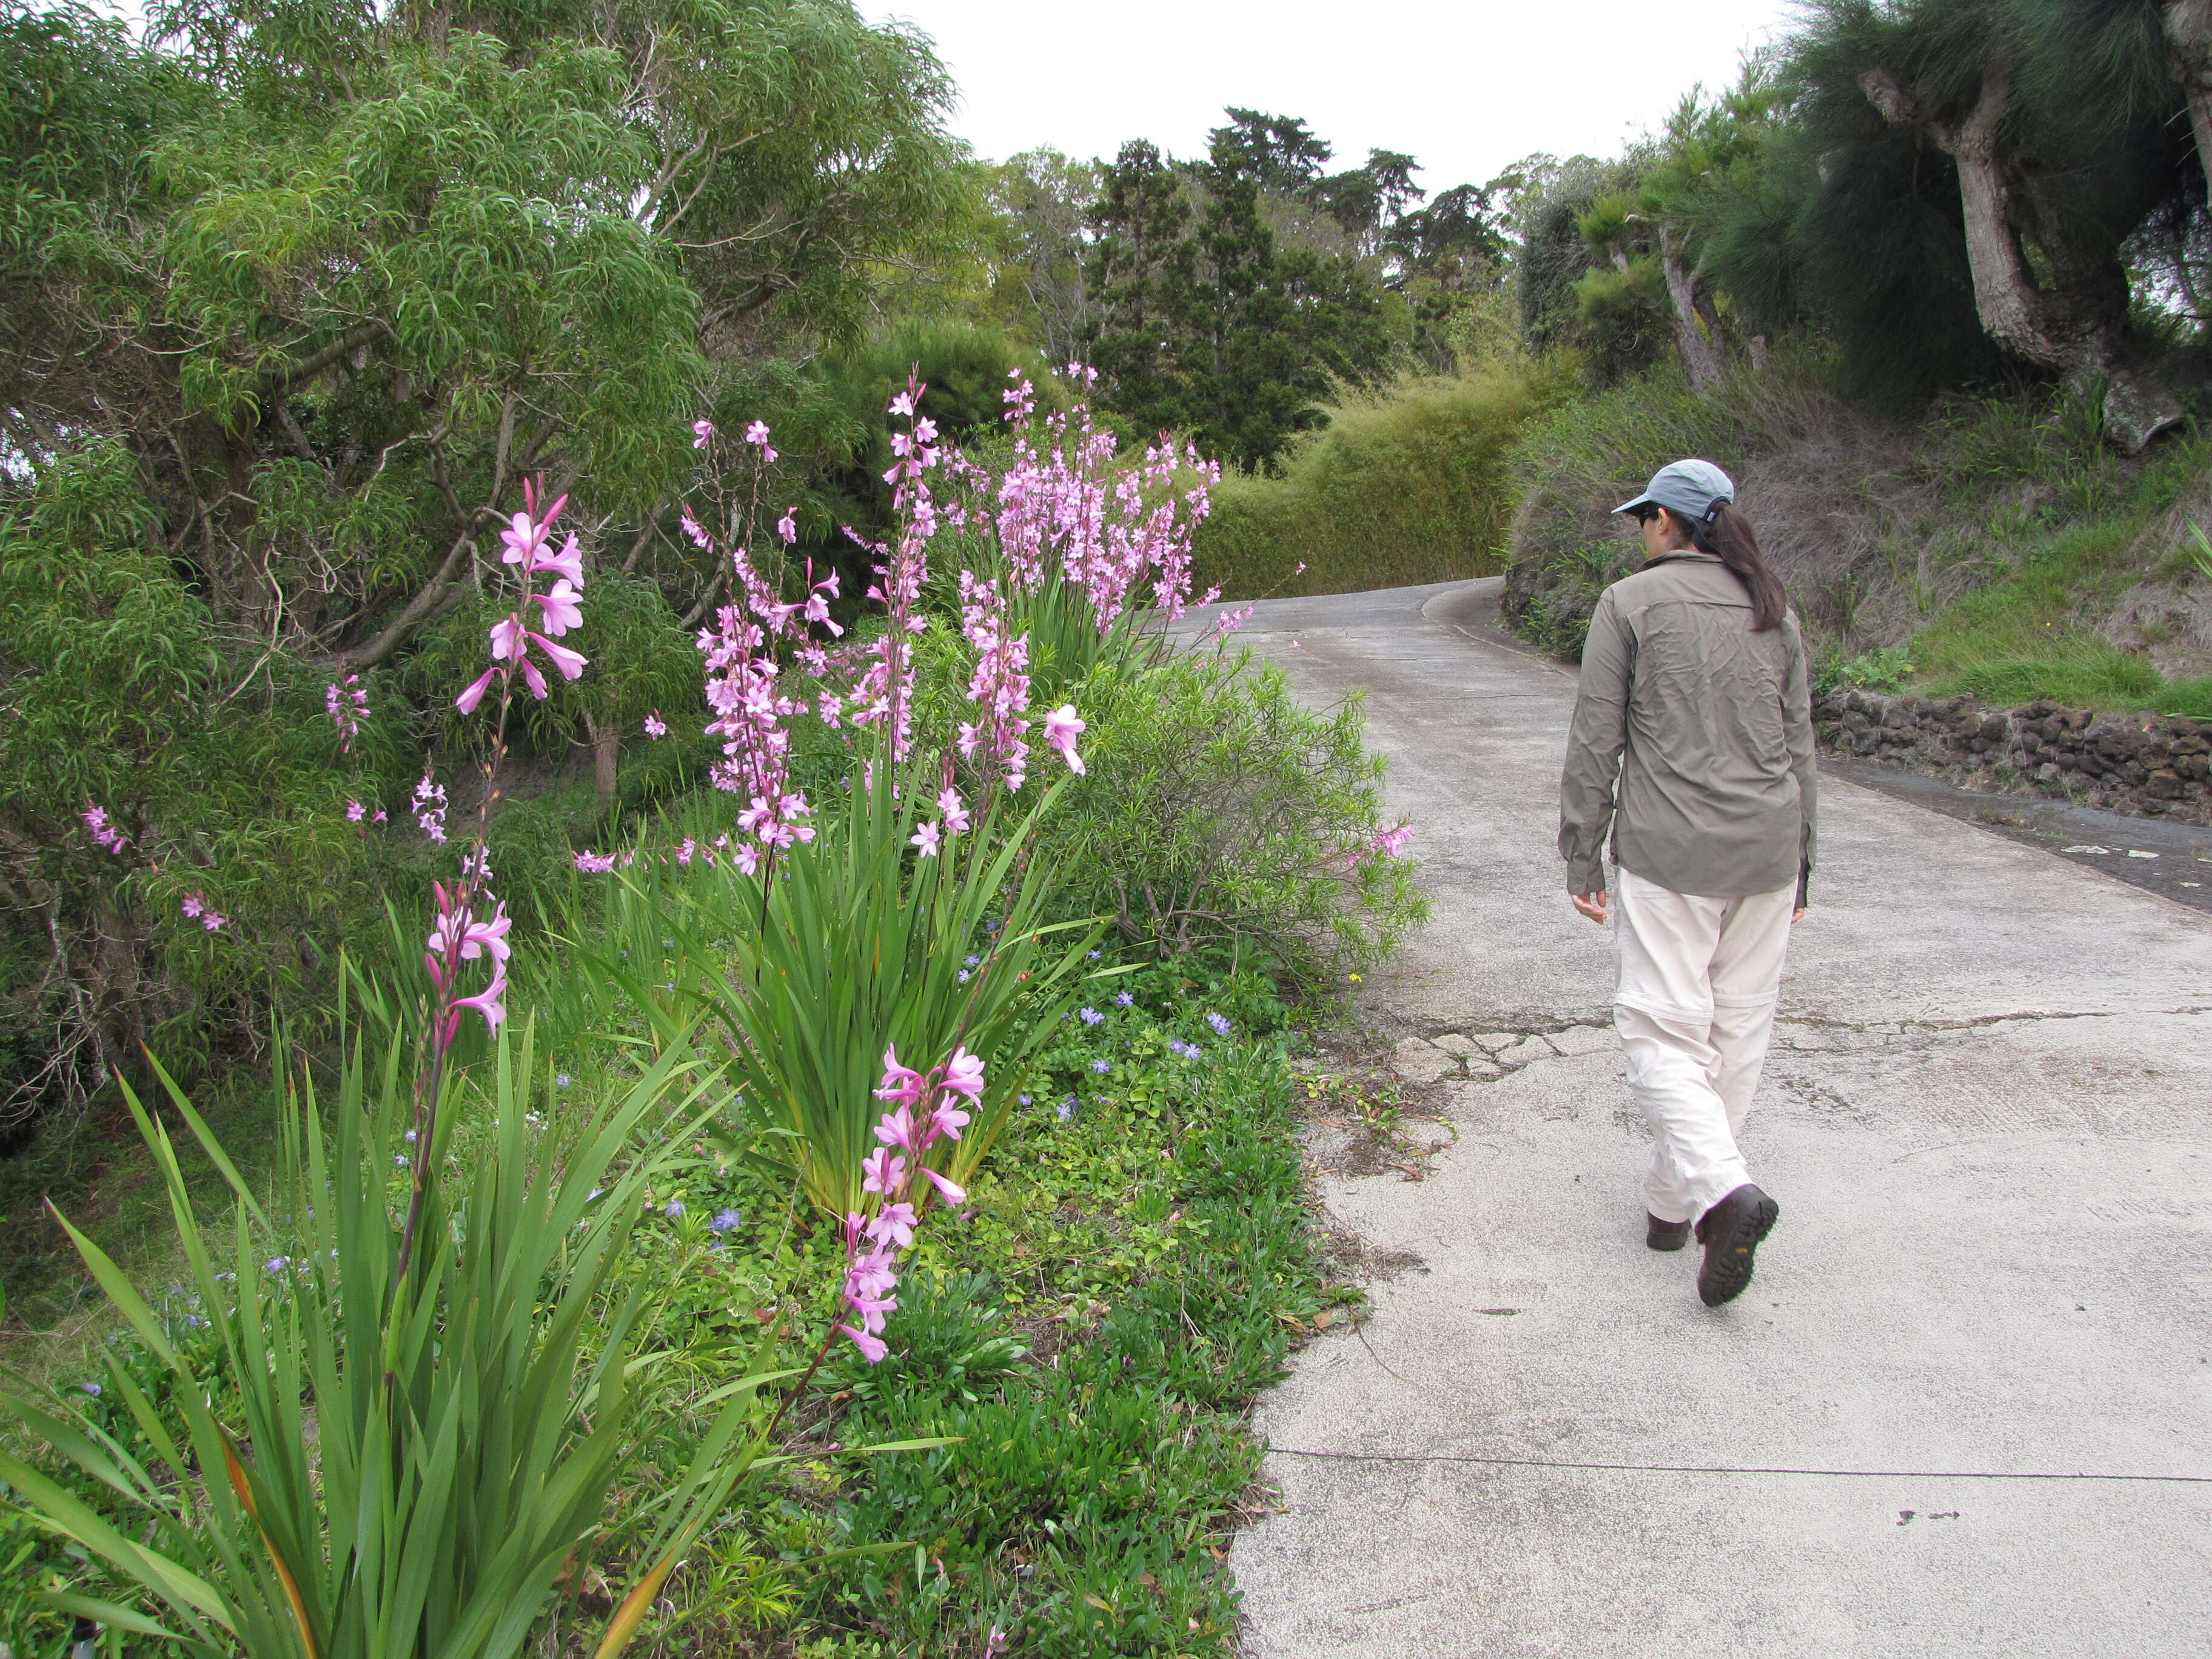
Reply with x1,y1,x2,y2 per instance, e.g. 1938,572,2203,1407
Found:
1045,648,1426,985
1193,365,1553,600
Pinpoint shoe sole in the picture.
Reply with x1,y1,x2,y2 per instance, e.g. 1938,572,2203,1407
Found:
1647,1230,1690,1253
1697,1195,1778,1307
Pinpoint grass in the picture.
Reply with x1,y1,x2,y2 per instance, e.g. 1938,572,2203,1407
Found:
1192,364,1558,602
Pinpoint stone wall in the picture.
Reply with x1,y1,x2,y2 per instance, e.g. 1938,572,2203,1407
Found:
1814,689,2212,823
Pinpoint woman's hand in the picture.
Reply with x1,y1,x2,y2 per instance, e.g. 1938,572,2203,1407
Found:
1572,891,1609,925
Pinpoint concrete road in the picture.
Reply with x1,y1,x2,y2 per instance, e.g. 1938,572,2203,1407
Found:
1203,580,2212,1658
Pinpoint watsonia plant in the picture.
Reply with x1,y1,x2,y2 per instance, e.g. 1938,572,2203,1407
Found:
0,1020,776,1659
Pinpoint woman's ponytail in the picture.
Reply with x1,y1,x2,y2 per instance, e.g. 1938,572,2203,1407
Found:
1686,501,1787,632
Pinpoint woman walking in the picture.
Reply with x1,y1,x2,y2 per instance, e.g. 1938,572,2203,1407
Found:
1558,459,1815,1307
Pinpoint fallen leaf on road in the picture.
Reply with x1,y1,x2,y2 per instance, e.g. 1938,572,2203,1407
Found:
2061,845,2110,854
2127,849,2159,858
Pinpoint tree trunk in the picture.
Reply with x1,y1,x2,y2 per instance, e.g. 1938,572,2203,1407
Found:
1858,58,2182,453
2166,0,2212,215
584,712,620,816
1657,224,1724,394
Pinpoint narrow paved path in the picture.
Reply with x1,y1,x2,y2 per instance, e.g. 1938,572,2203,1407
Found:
1202,580,2212,1657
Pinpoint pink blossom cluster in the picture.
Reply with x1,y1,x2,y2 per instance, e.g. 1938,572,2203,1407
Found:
992,366,1221,628
80,803,127,855
179,891,226,931
423,879,511,1040
692,452,840,872
845,382,942,765
1349,822,1414,866
837,1043,982,1362
457,481,588,713
412,775,447,845
956,572,1031,791
325,674,368,751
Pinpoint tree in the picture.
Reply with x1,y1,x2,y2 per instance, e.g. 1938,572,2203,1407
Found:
1789,0,2198,447
0,0,966,1116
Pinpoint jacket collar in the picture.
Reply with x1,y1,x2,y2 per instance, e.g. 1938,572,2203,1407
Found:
1639,550,1723,572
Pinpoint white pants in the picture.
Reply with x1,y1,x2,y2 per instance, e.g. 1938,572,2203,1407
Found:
1612,865,1795,1225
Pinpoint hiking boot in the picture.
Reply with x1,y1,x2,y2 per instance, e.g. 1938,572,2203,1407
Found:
1695,1184,1778,1307
1646,1213,1692,1252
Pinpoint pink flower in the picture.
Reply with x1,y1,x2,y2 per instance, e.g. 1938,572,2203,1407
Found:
929,1098,971,1142
455,668,497,714
860,1147,906,1195
777,508,798,543
574,851,616,874
201,909,227,931
875,1048,927,1110
1043,705,1085,776
536,533,585,591
937,786,970,835
81,804,127,854
326,675,367,751
460,903,511,965
532,580,583,636
941,1047,985,1102
732,843,762,877
839,1324,889,1364
919,1167,967,1205
643,711,667,738
345,800,366,822
181,893,204,919
909,820,940,858
692,418,714,448
451,963,508,1034
873,1105,919,1153
888,392,914,418
743,421,777,463
866,1202,918,1248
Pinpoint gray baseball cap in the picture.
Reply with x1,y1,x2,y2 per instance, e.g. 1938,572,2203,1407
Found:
1613,458,1735,523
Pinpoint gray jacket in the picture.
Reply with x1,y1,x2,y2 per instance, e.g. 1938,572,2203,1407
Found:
1558,552,1817,903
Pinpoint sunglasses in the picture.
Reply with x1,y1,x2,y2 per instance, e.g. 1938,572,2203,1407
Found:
1628,504,1661,525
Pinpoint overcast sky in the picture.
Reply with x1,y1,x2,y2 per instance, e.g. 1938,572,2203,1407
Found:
868,0,1798,191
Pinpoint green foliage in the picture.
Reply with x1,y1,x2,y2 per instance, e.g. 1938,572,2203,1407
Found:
1045,650,1427,986
786,971,1335,1655
573,771,1100,1217
0,443,406,1116
1835,645,1917,694
0,1019,777,1659
1194,363,1554,598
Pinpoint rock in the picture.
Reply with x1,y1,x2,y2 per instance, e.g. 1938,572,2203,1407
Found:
1468,1032,1524,1051
1430,1033,1485,1056
2145,769,2184,800
2036,762,2064,783
1490,1036,1552,1069
1390,1037,1452,1084
1546,1024,1617,1058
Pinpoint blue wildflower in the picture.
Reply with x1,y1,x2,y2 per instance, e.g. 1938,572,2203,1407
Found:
1056,1098,1076,1121
965,954,980,967
81,1381,100,1396
265,1256,289,1274
1079,1007,1103,1025
1115,991,1134,1006
1018,1093,1033,1105
663,1199,684,1219
1206,1011,1232,1036
1090,1057,1110,1074
711,1208,742,1232
1088,949,1102,959
556,1073,574,1088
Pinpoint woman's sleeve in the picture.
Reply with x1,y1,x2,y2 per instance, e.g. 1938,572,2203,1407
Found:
1558,587,1631,896
1783,615,1818,906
